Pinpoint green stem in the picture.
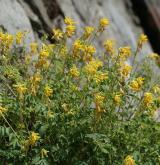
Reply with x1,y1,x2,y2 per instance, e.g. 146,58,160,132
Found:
1,112,20,141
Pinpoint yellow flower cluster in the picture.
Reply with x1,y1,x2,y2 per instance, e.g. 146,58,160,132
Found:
84,59,103,75
124,155,135,165
143,92,153,107
72,39,96,61
148,53,159,60
28,131,40,146
23,131,40,151
14,83,27,100
39,47,49,58
83,26,94,39
94,92,105,105
83,44,96,61
137,34,148,49
44,85,53,97
64,17,76,37
93,71,108,84
99,18,109,31
120,63,132,78
70,52,106,82
30,73,42,96
52,29,63,41
153,85,160,94
119,46,131,61
72,39,83,57
129,77,144,91
103,39,115,55
15,31,25,45
0,32,13,53
114,94,122,105
30,42,38,54
69,65,80,78
64,17,76,25
0,106,8,115
41,148,49,158
59,45,68,59
35,44,54,69
94,92,105,120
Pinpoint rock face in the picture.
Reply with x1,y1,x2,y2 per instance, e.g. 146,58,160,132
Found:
56,0,153,60
0,0,160,57
0,0,35,44
131,0,160,53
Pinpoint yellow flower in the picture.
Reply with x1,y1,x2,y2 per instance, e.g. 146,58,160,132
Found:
25,54,31,65
103,40,115,55
84,45,96,54
93,71,108,83
47,110,54,118
94,92,105,105
59,45,68,58
137,34,148,48
15,31,24,45
120,63,132,78
70,84,79,92
83,45,96,61
94,93,105,120
83,26,94,38
44,85,53,97
40,44,54,58
114,94,121,105
43,60,50,69
5,34,14,49
28,132,40,146
119,46,131,60
41,148,49,158
30,73,42,84
130,80,139,91
35,58,47,69
30,73,42,96
99,18,109,31
73,39,83,51
153,85,160,94
129,77,144,91
0,106,8,115
69,65,80,78
64,17,76,25
148,53,159,60
64,17,76,37
65,25,76,37
72,39,84,58
30,42,38,54
14,83,27,99
39,49,49,58
52,29,63,41
84,59,103,75
143,92,153,106
124,155,135,165
0,32,13,51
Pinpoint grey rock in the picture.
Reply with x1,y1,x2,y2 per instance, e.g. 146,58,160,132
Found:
0,0,35,44
57,0,152,56
154,109,160,122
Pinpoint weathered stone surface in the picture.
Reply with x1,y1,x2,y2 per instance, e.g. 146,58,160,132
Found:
57,0,152,59
131,0,160,53
0,0,159,65
18,0,44,41
0,0,35,44
21,0,64,41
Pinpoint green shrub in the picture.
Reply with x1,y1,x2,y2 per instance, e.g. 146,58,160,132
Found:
0,17,160,165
